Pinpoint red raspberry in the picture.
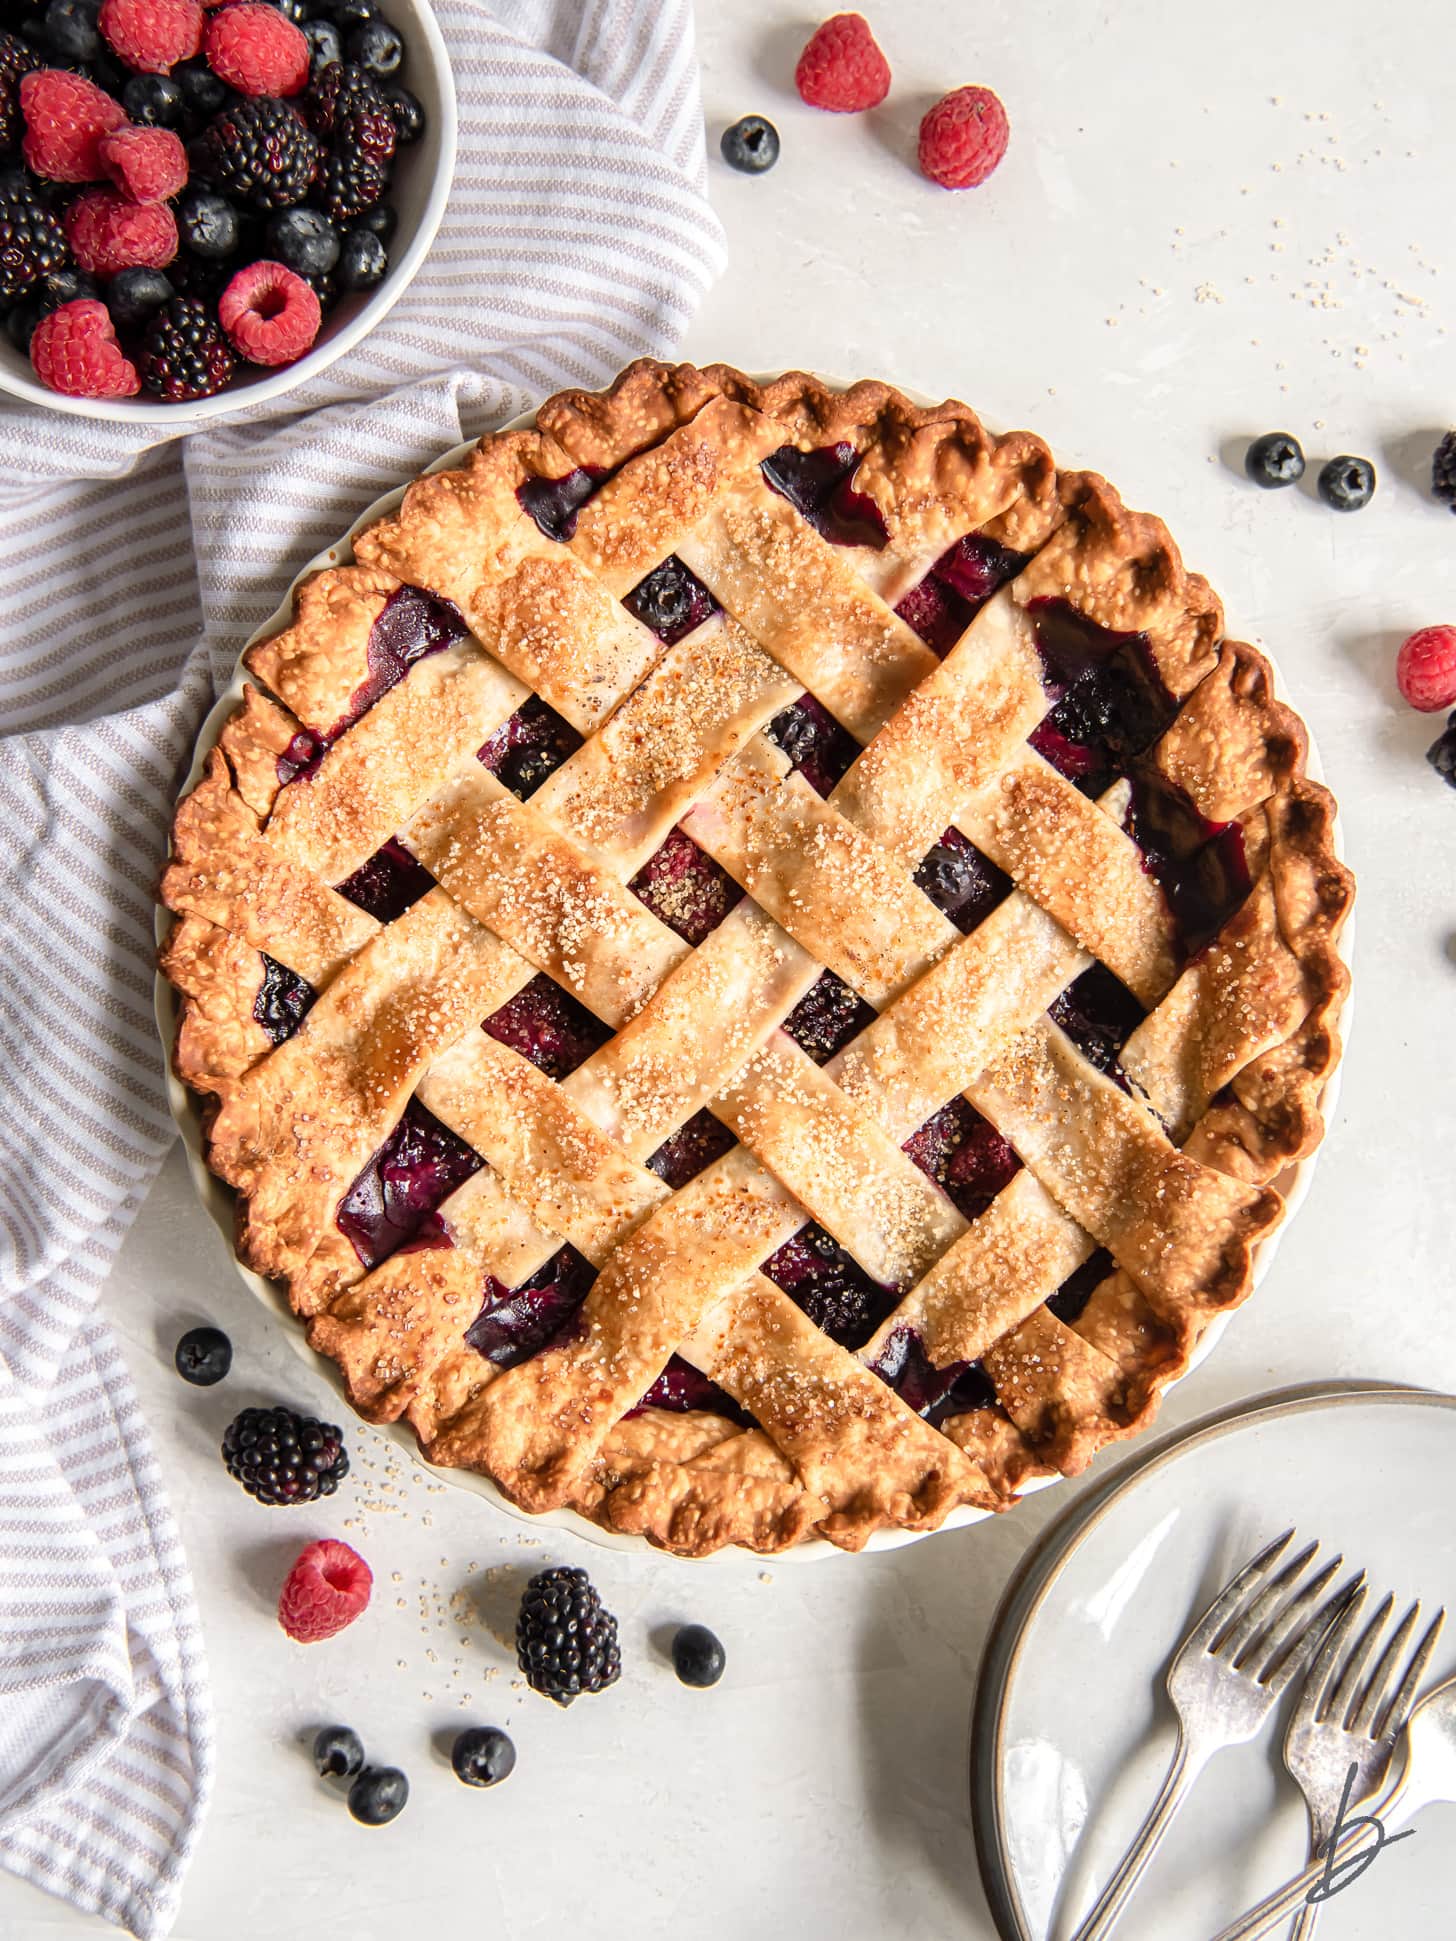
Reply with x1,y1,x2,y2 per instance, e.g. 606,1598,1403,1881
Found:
20,69,126,183
794,13,890,113
278,1538,372,1643
1396,626,1456,713
918,84,1010,189
98,0,203,74
99,122,187,202
65,187,178,275
30,298,139,398
218,257,321,365
204,3,309,95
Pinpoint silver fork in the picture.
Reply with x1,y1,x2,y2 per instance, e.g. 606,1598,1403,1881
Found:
1070,1531,1361,1941
1283,1585,1446,1940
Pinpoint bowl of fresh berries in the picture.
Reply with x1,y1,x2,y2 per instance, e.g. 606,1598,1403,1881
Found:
0,0,455,419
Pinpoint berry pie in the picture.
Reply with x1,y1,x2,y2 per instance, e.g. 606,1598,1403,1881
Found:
159,362,1353,1555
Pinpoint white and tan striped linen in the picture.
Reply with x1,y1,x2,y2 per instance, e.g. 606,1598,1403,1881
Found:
0,3,725,1933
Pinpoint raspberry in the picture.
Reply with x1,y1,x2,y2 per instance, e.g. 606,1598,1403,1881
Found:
139,292,236,399
30,298,139,398
191,94,320,209
918,84,1010,190
311,148,384,222
305,60,395,163
0,32,41,154
1396,626,1456,714
98,0,204,74
277,1537,372,1643
794,13,890,113
65,187,177,275
20,68,126,182
0,176,69,306
204,3,309,97
99,122,187,201
219,257,320,364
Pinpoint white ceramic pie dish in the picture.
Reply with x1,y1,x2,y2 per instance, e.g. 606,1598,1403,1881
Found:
0,0,456,425
152,378,1354,1564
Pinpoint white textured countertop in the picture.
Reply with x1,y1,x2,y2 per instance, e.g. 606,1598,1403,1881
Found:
5,2,1455,1935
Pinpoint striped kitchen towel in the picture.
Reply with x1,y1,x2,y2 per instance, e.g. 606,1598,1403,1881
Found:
0,2,725,1933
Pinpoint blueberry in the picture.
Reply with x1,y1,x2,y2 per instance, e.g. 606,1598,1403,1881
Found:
7,298,45,352
108,266,175,326
1317,454,1376,512
173,1324,232,1386
313,1725,365,1779
383,82,423,144
174,58,229,123
44,0,101,62
79,51,125,94
719,115,779,175
346,18,401,77
272,0,308,19
450,1726,516,1788
671,1623,725,1688
266,205,340,277
1427,713,1456,788
301,17,342,69
41,265,99,305
318,0,378,26
121,72,184,127
177,189,241,259
1244,431,1305,489
337,224,386,291
351,200,396,242
347,1765,408,1826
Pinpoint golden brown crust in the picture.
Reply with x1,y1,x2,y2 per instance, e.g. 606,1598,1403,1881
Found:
157,357,1352,1556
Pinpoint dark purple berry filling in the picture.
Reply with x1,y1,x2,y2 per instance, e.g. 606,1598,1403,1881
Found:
902,1098,1021,1221
515,465,608,543
337,1097,482,1270
628,1353,753,1424
781,968,876,1064
628,828,744,944
646,1108,737,1189
253,953,315,1044
482,972,612,1081
895,533,1029,657
335,836,434,923
1046,1247,1113,1324
1049,965,1146,1077
476,694,582,799
1125,777,1252,959
760,442,889,550
913,826,1011,933
761,1223,899,1349
870,1325,996,1424
765,693,859,796
1027,598,1178,799
465,1245,595,1368
622,555,721,644
277,724,331,786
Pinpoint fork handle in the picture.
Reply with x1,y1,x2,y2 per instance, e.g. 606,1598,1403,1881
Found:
1288,1887,1320,1941
1210,1771,1413,1941
1071,1732,1209,1941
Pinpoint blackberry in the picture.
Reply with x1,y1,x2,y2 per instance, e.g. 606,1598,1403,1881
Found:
310,147,385,222
220,1403,348,1505
383,83,422,145
305,60,395,161
0,174,68,305
1432,431,1456,513
515,1566,621,1706
192,96,322,211
0,32,40,152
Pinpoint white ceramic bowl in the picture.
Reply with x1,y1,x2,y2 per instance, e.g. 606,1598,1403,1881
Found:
0,0,456,425
153,379,1354,1561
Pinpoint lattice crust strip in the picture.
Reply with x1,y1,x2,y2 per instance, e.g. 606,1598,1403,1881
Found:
159,359,1353,1556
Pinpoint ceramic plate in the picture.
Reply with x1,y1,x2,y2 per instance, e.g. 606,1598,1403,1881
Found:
973,1384,1456,1939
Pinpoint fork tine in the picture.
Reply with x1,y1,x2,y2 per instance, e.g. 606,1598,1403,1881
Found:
1346,1598,1414,1734
1373,1607,1447,1741
1324,1592,1395,1725
1258,1569,1364,1694
1216,1538,1320,1663
1182,1528,1296,1658
1294,1581,1368,1723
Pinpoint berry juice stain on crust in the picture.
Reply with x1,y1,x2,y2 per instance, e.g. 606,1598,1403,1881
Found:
516,465,607,542
466,1246,595,1369
895,533,1029,658
870,1326,996,1424
336,1098,481,1269
629,1353,752,1424
253,952,314,1043
760,442,889,550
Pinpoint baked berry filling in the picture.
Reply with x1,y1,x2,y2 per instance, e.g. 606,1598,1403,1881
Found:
628,1353,753,1424
253,953,315,1044
622,556,721,644
336,1098,482,1270
914,826,1011,933
870,1325,996,1424
765,693,859,795
482,972,612,1081
629,828,744,944
477,695,582,799
760,442,889,550
1027,598,1178,798
1126,776,1252,958
782,968,876,1064
1049,964,1146,1077
1046,1247,1113,1324
334,836,434,924
761,1222,899,1349
515,465,608,543
277,724,330,786
466,1245,596,1368
895,533,1030,658
646,1108,737,1189
902,1098,1021,1221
